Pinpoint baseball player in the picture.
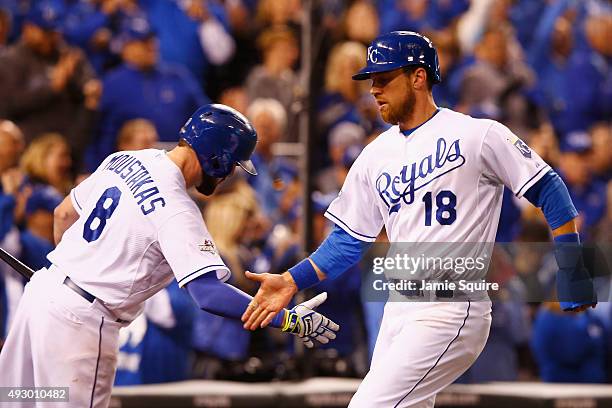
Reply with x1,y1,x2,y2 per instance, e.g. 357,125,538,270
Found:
242,32,597,407
0,104,339,407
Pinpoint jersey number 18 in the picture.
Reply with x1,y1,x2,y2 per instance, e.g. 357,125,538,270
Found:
422,190,456,226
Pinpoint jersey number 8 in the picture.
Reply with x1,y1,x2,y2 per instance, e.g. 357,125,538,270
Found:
83,187,122,242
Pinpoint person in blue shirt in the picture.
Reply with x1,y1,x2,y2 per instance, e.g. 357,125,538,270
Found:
62,0,122,75
245,98,299,222
89,15,208,170
19,186,61,271
141,0,235,89
557,131,607,239
527,0,608,141
377,0,469,35
531,302,608,383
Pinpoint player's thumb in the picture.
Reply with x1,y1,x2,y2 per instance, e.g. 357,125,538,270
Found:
245,271,265,282
302,292,327,310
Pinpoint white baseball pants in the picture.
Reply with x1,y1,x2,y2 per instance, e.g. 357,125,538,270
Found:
349,300,491,408
0,267,125,408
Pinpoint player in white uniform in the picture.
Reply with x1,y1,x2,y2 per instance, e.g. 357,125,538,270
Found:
241,32,597,407
0,104,339,407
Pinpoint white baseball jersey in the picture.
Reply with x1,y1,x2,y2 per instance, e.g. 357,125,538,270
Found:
47,149,229,322
326,108,549,243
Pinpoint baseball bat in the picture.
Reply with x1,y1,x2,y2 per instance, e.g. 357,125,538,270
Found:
0,247,34,281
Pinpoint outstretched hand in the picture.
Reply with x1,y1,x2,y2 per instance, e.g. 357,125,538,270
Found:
241,271,298,330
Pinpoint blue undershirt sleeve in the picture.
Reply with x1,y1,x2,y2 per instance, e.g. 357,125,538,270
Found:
186,272,284,328
523,170,578,230
310,225,373,281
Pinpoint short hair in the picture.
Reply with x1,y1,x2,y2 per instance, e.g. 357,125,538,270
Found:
116,118,157,149
256,25,297,53
325,41,367,92
246,98,287,132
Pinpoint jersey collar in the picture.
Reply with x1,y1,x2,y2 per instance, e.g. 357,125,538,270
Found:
400,108,441,137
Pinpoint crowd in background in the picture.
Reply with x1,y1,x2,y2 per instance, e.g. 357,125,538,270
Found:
0,0,610,386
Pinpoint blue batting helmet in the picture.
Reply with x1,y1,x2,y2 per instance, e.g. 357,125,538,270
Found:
352,31,441,83
180,104,258,178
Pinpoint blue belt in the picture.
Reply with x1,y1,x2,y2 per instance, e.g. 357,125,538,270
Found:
63,276,128,323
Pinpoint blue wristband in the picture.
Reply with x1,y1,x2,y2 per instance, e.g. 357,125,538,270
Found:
288,258,319,290
554,232,580,244
553,232,596,310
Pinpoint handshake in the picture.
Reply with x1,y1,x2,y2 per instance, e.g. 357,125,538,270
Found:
242,272,340,348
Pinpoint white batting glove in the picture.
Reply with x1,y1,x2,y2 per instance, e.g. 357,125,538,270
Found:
280,292,340,348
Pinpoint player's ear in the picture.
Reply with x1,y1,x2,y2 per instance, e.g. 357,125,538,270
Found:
413,67,428,90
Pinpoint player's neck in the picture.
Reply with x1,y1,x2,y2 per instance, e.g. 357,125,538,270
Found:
398,96,438,132
167,146,201,189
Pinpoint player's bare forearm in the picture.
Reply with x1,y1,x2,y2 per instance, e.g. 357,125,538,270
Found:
551,219,578,237
53,196,79,245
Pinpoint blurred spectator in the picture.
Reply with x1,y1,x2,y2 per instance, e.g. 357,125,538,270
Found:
557,132,607,238
116,118,159,151
316,121,365,195
90,15,208,170
458,299,530,382
0,120,24,342
115,281,196,385
528,2,608,142
218,86,249,115
245,26,299,141
318,41,381,165
0,0,100,171
458,26,535,134
531,302,608,383
62,0,124,75
529,123,561,167
141,0,235,88
309,186,365,377
342,0,379,46
584,14,612,123
430,30,463,108
509,0,549,51
589,122,612,183
19,186,60,271
20,133,73,197
592,181,612,243
378,0,469,35
246,98,299,221
512,219,556,302
255,0,302,30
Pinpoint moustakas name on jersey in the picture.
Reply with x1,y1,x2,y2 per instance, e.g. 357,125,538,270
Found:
47,149,230,322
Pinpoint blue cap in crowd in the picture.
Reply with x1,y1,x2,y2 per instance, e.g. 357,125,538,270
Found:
117,16,155,44
25,186,63,216
560,130,592,154
25,0,66,31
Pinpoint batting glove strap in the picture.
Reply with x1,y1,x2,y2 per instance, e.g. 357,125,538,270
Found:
281,309,302,334
281,297,340,348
